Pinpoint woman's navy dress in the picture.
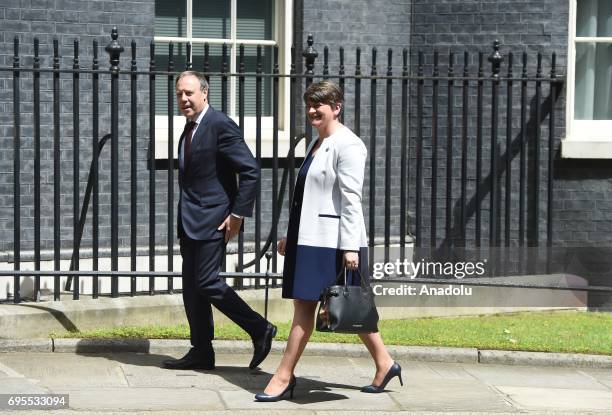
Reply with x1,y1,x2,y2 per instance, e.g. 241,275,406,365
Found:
282,148,368,301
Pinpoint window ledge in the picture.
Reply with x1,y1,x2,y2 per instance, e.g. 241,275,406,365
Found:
561,139,612,159
154,130,306,160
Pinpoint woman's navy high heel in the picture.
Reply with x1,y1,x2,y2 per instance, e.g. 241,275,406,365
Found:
361,362,403,393
255,376,297,402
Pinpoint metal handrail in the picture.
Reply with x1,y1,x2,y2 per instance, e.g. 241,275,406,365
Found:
65,134,111,291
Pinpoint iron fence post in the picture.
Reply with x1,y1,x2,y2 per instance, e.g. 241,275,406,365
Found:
237,44,245,280
148,40,156,295
533,53,543,250
166,42,175,292
488,40,503,276
460,51,469,246
13,37,20,303
264,252,273,320
34,38,41,300
105,27,124,298
92,39,100,298
130,40,138,296
431,50,439,248
547,53,557,273
400,48,408,258
354,47,361,137
384,49,393,263
323,46,329,79
488,40,503,251
72,39,80,300
255,45,263,279
289,44,297,204
53,38,60,300
302,34,317,146
339,47,345,124
415,51,424,248
302,34,318,78
369,48,378,270
475,52,484,248
446,51,454,245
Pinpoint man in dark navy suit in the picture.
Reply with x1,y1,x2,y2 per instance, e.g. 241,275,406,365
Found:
163,71,276,371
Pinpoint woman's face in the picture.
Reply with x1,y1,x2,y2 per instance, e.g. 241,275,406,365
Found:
306,101,341,129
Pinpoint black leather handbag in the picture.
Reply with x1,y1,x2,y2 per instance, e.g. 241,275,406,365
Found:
316,268,379,333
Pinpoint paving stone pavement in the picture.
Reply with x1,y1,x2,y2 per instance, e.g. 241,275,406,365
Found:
0,351,611,414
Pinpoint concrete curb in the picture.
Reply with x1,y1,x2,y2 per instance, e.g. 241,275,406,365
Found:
479,349,612,368
2,338,610,368
49,339,479,364
0,339,53,353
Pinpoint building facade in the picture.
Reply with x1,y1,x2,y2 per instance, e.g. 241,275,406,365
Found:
0,1,610,301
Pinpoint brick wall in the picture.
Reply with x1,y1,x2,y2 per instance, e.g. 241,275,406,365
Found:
0,0,159,256
409,0,612,251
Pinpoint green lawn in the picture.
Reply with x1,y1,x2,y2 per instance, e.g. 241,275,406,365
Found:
54,310,612,355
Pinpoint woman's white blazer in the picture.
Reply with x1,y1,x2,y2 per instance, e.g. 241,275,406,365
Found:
296,126,368,251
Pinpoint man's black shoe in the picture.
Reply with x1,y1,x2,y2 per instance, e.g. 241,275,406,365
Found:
249,323,277,369
163,348,215,370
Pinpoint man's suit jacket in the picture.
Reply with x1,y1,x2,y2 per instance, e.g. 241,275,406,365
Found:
294,126,368,251
178,106,259,241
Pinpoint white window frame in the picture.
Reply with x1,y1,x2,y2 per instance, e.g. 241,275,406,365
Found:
563,0,612,158
154,0,296,160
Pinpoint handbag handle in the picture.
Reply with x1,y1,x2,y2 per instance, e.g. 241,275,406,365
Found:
334,266,369,290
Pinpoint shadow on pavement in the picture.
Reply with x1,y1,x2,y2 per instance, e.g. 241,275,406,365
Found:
80,350,361,404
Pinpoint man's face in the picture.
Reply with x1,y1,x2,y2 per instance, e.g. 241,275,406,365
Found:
176,75,208,119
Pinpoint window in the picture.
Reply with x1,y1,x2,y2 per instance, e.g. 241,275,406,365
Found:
564,0,612,158
153,0,293,159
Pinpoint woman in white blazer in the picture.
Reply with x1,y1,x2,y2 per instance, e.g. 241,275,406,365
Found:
255,81,402,402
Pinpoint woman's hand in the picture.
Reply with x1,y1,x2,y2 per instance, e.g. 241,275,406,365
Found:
277,237,287,256
343,251,359,270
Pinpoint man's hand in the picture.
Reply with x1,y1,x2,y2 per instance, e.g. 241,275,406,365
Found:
218,215,243,243
277,237,287,256
343,251,359,270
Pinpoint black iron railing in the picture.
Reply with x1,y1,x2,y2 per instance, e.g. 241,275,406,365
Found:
3,28,611,305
